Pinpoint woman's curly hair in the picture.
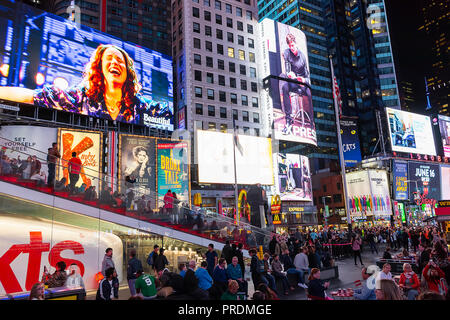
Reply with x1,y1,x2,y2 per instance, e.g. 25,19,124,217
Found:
83,44,141,113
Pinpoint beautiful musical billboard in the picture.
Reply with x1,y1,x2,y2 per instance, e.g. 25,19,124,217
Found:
57,128,102,190
393,160,408,200
259,19,316,146
386,108,436,156
340,117,362,167
441,166,450,200
156,139,190,207
438,115,450,157
0,1,173,130
408,162,440,207
118,134,156,208
275,153,312,201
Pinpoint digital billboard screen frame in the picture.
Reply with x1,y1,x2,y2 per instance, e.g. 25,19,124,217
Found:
438,114,450,158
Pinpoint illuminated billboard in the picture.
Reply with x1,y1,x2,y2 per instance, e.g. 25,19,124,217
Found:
259,19,316,146
438,115,450,157
275,153,312,201
157,139,190,207
386,108,436,155
196,130,273,185
340,117,362,167
441,166,450,200
346,170,392,217
57,128,102,190
393,161,408,200
408,162,440,206
0,2,173,130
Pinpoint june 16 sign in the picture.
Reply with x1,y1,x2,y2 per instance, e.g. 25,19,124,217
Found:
393,161,408,200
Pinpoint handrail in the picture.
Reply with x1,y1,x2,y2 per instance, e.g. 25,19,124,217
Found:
0,135,274,247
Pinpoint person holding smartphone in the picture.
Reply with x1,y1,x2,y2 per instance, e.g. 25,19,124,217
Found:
422,259,446,295
307,268,332,300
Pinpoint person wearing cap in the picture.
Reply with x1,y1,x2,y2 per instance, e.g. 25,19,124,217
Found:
353,267,376,300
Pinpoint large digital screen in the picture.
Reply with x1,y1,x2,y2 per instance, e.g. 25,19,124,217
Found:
386,108,436,156
57,128,102,190
408,162,440,205
340,117,362,167
275,153,312,201
259,19,316,146
346,170,392,217
196,130,274,185
0,1,173,130
118,134,157,208
441,166,450,200
438,115,450,157
0,125,57,181
157,139,190,207
393,160,408,200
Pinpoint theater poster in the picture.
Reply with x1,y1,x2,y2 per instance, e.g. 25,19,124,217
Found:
118,134,156,208
259,19,316,146
408,162,440,207
340,117,362,167
156,139,190,207
393,161,408,200
57,129,102,190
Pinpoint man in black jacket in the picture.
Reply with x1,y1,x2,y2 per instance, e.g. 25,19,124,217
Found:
247,184,265,228
237,243,246,279
127,249,143,296
221,240,233,265
96,267,119,300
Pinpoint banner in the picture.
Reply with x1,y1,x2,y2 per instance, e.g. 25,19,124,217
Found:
0,1,173,130
118,134,156,208
440,165,450,200
339,118,362,167
408,162,440,207
157,139,190,207
259,19,317,146
57,129,102,190
438,115,450,157
275,153,312,201
0,126,57,181
393,161,408,200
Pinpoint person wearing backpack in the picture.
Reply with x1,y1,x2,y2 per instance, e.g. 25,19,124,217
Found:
147,245,159,276
127,249,143,296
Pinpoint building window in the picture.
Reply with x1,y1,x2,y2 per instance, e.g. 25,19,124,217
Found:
194,70,202,81
239,64,246,75
219,75,225,86
216,29,223,40
248,38,254,48
229,62,235,73
323,185,327,192
208,122,216,130
238,50,245,61
254,128,260,136
241,95,248,106
251,82,257,92
230,93,237,104
220,123,228,132
252,97,258,108
195,87,202,98
193,7,200,18
220,107,227,118
195,103,203,115
238,35,244,46
193,22,200,33
226,18,233,28
205,25,212,36
194,54,201,65
246,10,252,20
219,90,226,101
240,79,247,90
206,56,213,67
237,21,243,31
203,0,210,6
216,14,222,24
207,89,214,100
253,112,259,123
242,111,249,122
236,7,242,17
226,3,232,13
247,24,253,34
249,52,255,62
233,109,238,120
333,194,342,203
205,41,213,52
218,59,224,70
228,47,235,58
230,77,236,88
208,105,215,116
206,72,214,84
249,67,256,78
217,44,224,55
194,38,201,49
337,182,341,190
204,10,211,21
215,0,221,10
243,127,249,133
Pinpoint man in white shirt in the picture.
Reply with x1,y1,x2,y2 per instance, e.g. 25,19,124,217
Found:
293,247,309,282
376,263,393,281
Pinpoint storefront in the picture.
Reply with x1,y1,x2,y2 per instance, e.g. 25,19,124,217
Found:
272,202,317,234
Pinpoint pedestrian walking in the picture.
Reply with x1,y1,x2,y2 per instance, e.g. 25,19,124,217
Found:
127,248,143,296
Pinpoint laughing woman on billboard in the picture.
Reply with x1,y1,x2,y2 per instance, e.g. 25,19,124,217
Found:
0,44,158,124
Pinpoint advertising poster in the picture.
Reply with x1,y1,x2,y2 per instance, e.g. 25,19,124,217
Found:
259,19,317,146
346,170,392,217
57,129,101,190
157,139,190,207
393,161,409,200
408,162,440,206
438,115,450,157
339,118,362,167
440,166,450,200
0,126,57,181
118,134,156,208
275,153,312,201
0,2,173,130
386,108,436,155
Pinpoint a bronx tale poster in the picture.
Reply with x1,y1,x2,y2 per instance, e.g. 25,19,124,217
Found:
156,139,190,208
118,134,157,209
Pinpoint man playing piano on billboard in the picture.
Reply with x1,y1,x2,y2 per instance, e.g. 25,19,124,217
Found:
280,33,312,135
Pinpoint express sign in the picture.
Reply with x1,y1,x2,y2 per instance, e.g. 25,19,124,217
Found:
0,216,123,295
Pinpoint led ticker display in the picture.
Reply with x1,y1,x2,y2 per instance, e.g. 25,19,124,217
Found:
0,1,173,130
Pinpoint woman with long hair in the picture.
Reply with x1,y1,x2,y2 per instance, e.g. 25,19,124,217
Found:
28,282,45,300
307,268,331,300
375,279,404,300
0,44,162,124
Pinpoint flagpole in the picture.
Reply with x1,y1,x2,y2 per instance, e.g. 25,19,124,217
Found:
329,55,352,234
232,118,239,224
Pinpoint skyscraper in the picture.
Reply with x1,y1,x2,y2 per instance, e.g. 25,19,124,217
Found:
52,0,172,56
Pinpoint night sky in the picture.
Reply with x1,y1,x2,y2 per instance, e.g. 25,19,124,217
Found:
385,0,431,112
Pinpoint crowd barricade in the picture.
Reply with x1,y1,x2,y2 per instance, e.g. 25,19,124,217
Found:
0,286,86,300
